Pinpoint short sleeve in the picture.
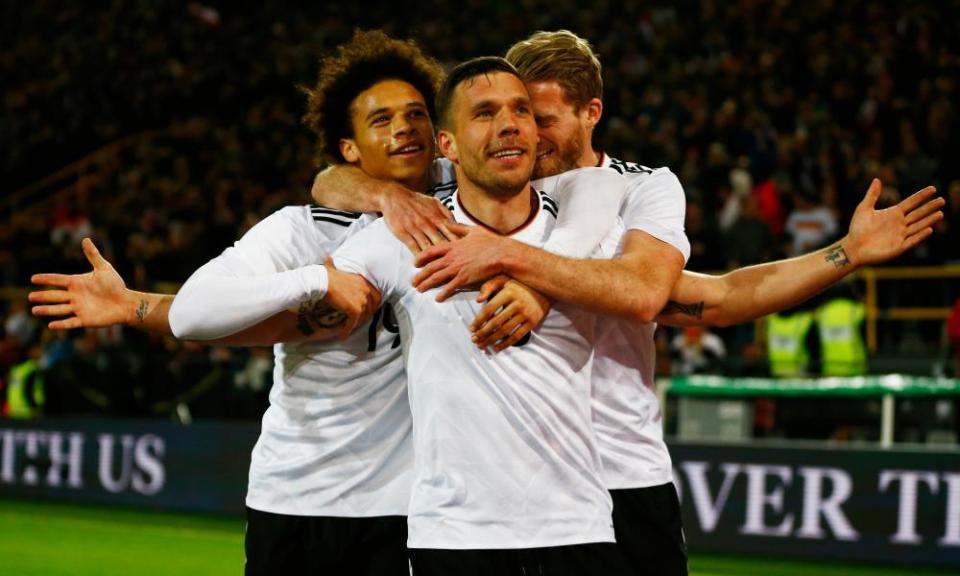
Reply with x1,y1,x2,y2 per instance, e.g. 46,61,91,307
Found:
620,168,691,263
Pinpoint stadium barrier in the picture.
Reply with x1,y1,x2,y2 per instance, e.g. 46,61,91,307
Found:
1,409,958,569
661,374,960,447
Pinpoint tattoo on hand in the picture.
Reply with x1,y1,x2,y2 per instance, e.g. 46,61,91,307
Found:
296,300,348,336
661,300,704,319
135,300,149,323
824,244,850,268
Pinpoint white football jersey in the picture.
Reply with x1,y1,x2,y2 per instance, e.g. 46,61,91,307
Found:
176,205,414,517
591,153,690,489
333,178,615,550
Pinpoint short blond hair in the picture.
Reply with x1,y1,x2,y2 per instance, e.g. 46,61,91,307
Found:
505,30,602,109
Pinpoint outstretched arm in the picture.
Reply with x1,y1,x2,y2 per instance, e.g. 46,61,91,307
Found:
658,180,944,327
30,238,173,333
311,164,456,253
30,239,379,346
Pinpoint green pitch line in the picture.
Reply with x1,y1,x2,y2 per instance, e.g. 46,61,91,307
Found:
1,498,957,576
689,553,958,576
0,499,244,576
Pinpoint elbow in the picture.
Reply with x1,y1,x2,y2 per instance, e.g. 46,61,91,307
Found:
168,294,212,340
628,294,664,324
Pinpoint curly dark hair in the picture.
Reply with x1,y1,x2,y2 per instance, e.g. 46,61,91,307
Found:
302,29,445,166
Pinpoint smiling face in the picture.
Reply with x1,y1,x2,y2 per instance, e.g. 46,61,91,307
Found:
526,80,600,179
339,79,434,192
438,71,537,198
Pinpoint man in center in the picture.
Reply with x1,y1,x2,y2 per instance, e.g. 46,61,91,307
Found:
330,56,631,575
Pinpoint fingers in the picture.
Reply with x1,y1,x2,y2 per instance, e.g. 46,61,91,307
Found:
412,258,454,291
438,222,460,243
492,317,530,353
435,273,469,302
858,178,882,210
443,222,473,238
28,290,71,304
411,230,432,254
901,227,934,253
905,211,944,237
30,273,72,288
48,317,83,331
414,244,450,268
32,304,74,317
476,276,508,305
898,186,938,215
904,196,945,226
81,238,108,270
472,303,514,348
472,290,510,332
400,236,421,255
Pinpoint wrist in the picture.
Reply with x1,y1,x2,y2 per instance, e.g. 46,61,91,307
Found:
838,235,864,269
124,290,146,326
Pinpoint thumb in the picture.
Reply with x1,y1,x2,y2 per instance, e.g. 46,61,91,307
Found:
859,178,882,211
82,238,109,270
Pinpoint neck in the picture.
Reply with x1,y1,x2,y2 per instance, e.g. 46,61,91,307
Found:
400,172,430,194
456,174,534,235
578,143,601,169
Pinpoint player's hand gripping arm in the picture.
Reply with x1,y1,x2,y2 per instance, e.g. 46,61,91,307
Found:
311,164,456,253
415,227,684,323
30,238,173,333
468,275,551,352
658,180,944,327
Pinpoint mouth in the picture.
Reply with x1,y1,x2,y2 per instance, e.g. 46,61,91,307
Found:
536,148,553,161
488,147,526,160
390,143,426,156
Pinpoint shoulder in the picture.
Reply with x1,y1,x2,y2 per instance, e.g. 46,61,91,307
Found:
428,157,457,200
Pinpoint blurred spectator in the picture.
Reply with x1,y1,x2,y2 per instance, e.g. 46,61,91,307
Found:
670,326,726,375
684,200,726,271
784,189,838,257
949,298,960,377
723,195,773,268
3,1,958,420
815,284,867,376
766,307,816,377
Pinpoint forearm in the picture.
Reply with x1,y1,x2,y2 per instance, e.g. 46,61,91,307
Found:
500,242,672,321
311,164,389,212
169,263,328,340
661,240,859,327
124,291,174,333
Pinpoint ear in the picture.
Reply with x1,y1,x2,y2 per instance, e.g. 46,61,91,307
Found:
437,130,459,164
582,98,603,130
339,139,360,164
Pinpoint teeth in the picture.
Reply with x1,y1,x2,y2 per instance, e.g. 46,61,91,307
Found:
492,149,522,158
395,145,422,153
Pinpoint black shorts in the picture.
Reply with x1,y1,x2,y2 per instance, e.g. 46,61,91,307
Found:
409,542,630,576
244,507,408,576
610,483,688,576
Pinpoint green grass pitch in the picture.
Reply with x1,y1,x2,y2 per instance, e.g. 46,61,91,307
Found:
0,498,955,575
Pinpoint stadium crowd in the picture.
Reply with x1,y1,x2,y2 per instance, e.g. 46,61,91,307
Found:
2,0,959,420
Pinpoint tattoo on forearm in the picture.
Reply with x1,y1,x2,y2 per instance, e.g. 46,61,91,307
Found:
824,244,850,268
660,300,704,319
296,299,348,336
135,299,149,323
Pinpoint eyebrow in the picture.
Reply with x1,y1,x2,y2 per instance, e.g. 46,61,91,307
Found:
468,96,530,115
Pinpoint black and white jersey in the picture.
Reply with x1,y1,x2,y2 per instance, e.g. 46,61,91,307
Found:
170,206,413,517
333,174,617,550
592,153,690,490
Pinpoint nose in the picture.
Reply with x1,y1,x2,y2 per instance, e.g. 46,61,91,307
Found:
495,108,519,138
393,114,416,138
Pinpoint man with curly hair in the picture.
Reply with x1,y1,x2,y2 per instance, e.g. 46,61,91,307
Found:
31,29,449,576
